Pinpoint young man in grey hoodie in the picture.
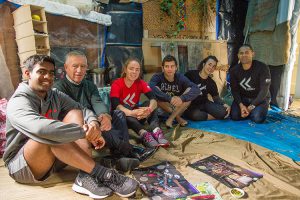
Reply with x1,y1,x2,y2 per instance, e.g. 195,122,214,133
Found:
3,55,138,199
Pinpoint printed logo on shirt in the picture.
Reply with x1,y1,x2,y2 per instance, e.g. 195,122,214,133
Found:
197,83,207,96
123,93,136,107
42,109,57,119
265,78,271,83
160,83,180,95
239,77,255,91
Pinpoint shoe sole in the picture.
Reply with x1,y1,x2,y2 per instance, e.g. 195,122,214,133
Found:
115,189,137,198
139,147,159,162
116,158,140,172
72,183,111,199
158,142,170,148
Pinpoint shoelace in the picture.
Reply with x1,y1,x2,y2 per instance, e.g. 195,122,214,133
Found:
153,130,164,139
106,170,126,188
144,132,156,143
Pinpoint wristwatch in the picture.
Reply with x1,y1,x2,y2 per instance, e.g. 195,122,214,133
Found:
248,104,256,110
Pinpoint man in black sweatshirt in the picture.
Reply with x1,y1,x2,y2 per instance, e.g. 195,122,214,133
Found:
149,55,199,128
230,44,271,123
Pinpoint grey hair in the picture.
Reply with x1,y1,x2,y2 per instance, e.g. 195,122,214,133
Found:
65,50,87,62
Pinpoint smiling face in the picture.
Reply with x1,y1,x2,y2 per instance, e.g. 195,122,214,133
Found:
26,61,55,98
202,58,217,75
162,60,177,79
124,60,141,82
64,55,88,84
238,46,254,65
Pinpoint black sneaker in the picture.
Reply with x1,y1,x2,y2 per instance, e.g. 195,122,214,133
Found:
130,145,157,162
100,156,140,172
72,171,113,199
99,169,138,197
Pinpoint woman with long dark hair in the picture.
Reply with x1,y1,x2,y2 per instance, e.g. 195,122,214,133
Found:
184,55,230,121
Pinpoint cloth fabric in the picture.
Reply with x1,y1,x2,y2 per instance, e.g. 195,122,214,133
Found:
124,101,159,134
149,72,199,102
54,77,131,153
184,101,227,121
110,78,151,108
0,98,7,157
7,145,66,184
229,60,271,106
3,82,97,165
54,77,109,115
185,70,220,105
230,98,269,123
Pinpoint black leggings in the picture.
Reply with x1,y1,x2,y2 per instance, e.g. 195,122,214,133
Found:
124,102,159,134
102,110,132,156
184,101,227,121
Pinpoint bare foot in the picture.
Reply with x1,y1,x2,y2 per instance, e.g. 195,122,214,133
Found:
176,116,188,127
165,118,173,128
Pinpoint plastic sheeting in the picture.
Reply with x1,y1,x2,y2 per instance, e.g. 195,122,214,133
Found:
103,3,143,83
217,0,248,67
7,0,111,25
46,14,106,81
187,110,300,161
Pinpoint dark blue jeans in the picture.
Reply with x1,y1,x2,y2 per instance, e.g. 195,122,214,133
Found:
230,98,269,123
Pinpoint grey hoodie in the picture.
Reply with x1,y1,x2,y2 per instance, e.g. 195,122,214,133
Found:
3,82,97,164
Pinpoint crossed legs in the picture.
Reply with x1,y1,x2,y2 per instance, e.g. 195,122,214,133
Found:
158,101,191,127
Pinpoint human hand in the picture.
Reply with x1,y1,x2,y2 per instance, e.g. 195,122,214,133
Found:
224,104,231,118
170,96,183,107
83,123,101,143
91,136,105,150
98,114,112,132
239,104,249,118
135,107,149,120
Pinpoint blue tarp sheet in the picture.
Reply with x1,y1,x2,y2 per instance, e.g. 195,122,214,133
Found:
187,110,300,161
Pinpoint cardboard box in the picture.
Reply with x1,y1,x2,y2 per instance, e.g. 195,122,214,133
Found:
16,35,50,54
13,4,46,26
18,49,50,65
14,20,48,40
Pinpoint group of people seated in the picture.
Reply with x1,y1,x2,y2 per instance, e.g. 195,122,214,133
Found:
3,44,271,199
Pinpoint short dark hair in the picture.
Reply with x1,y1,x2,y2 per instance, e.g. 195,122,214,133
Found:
239,44,254,52
23,55,55,72
162,55,177,66
197,55,218,71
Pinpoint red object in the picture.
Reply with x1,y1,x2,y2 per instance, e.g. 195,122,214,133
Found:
191,194,215,199
110,78,152,108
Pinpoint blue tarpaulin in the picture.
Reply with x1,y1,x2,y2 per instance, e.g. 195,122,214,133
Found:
187,110,300,161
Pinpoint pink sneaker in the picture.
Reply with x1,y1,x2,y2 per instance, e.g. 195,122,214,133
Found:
142,132,159,148
152,128,170,148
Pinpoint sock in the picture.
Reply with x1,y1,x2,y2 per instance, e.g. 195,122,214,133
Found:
153,127,160,133
90,163,110,181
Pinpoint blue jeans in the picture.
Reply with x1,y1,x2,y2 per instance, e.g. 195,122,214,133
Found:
230,98,269,123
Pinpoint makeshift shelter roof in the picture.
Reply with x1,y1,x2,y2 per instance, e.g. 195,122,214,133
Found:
6,0,112,25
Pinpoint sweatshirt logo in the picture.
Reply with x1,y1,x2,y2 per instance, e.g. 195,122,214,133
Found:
197,84,207,96
240,77,255,91
123,93,136,106
42,109,57,119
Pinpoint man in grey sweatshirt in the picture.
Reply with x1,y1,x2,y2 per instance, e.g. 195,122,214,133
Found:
3,55,138,199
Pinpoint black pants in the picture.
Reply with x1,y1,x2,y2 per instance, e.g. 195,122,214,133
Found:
184,101,227,121
102,110,132,156
230,98,269,123
124,102,159,134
